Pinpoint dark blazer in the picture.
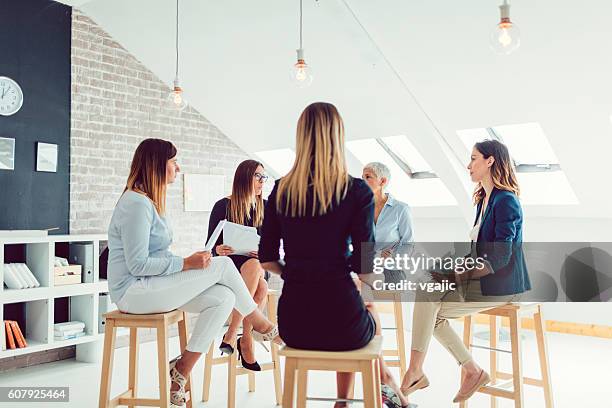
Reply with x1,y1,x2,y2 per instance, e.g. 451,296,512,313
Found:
474,187,531,296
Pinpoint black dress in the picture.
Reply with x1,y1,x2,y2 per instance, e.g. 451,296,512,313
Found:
258,177,377,351
207,197,265,272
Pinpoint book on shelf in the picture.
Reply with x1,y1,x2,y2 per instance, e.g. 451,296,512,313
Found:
3,320,27,349
4,321,16,349
3,263,41,289
9,321,27,348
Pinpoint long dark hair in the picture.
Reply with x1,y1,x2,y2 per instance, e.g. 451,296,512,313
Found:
227,159,265,227
124,138,177,215
472,139,520,204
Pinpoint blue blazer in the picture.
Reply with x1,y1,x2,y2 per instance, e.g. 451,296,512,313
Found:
473,188,531,296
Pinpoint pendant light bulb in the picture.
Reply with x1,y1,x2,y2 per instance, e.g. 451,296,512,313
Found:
291,48,314,88
168,78,187,111
167,0,188,111
490,0,521,55
291,0,313,88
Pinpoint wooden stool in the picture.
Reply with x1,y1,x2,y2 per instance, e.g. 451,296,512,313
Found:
201,290,283,408
98,310,193,408
280,335,383,408
461,303,554,408
375,291,408,378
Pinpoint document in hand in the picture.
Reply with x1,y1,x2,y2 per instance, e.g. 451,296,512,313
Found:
223,221,260,255
205,220,226,251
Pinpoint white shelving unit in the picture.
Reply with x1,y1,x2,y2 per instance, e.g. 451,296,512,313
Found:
1,234,108,363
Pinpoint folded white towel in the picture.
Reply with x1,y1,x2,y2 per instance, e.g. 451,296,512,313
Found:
54,321,86,332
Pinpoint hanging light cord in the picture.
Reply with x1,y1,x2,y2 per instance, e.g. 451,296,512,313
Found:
299,0,303,49
175,0,179,79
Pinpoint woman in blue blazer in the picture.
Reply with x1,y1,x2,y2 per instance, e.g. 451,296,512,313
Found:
400,139,530,404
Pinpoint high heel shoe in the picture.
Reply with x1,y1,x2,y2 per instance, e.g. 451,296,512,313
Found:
237,336,261,372
169,356,187,406
219,336,235,355
251,324,283,346
219,330,237,355
380,383,418,408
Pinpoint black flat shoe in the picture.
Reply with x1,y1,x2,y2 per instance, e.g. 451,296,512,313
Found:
237,336,261,372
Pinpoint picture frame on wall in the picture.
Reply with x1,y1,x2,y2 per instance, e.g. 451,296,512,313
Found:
0,137,15,170
36,142,58,173
184,174,226,212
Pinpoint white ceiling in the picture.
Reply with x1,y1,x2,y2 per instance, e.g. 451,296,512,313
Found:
58,0,612,224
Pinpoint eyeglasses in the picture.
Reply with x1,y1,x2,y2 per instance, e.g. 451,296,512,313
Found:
254,172,269,183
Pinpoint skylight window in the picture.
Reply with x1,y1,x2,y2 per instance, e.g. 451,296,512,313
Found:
254,148,295,178
380,135,433,175
457,123,578,205
347,139,457,206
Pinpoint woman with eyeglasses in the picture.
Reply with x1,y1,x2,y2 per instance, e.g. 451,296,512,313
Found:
258,103,414,408
207,159,270,371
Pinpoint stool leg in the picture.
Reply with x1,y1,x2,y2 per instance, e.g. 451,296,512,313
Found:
393,295,407,379
296,369,308,408
534,306,554,408
202,342,214,402
127,328,139,408
228,350,237,408
248,371,256,392
460,315,473,408
282,357,297,408
490,316,498,408
268,293,283,405
374,359,382,408
361,360,377,408
509,311,524,408
156,322,170,408
272,342,283,405
177,314,193,408
98,319,117,408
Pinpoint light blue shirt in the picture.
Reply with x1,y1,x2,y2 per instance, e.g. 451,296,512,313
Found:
107,190,184,304
374,193,414,256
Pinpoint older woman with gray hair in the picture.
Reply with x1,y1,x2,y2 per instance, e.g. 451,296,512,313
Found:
362,162,414,284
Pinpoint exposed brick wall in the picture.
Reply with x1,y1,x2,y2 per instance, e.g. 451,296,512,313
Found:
70,9,249,256
70,10,257,351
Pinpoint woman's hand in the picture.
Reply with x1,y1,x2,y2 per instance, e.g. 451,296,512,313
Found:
183,251,212,271
248,250,258,258
381,248,393,259
215,245,234,256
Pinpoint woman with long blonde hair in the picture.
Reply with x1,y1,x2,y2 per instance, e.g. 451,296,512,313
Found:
400,139,530,404
106,139,281,406
258,103,413,408
207,159,269,370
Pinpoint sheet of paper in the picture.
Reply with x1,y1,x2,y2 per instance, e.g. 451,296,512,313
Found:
205,220,226,251
223,221,260,255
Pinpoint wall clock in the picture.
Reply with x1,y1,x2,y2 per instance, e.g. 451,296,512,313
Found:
0,76,24,116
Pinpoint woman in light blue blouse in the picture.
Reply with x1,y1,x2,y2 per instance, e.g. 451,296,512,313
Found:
362,162,414,284
107,139,281,406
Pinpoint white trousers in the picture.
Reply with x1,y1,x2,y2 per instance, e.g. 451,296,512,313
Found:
116,256,257,353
